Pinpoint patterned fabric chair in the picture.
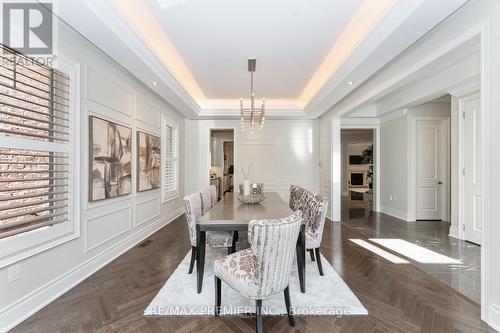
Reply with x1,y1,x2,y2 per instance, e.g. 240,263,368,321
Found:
289,185,329,275
303,192,329,275
200,186,212,215
214,211,302,333
210,185,218,206
183,192,234,274
288,185,308,211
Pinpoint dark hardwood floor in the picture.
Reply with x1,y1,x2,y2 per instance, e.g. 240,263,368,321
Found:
12,201,495,332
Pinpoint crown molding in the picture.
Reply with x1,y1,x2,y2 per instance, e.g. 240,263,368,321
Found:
55,0,201,118
198,108,306,119
55,0,468,120
304,0,469,119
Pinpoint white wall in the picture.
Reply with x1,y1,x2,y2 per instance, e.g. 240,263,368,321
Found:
379,115,408,219
320,1,500,326
319,117,332,218
0,20,186,331
186,119,320,203
378,101,451,221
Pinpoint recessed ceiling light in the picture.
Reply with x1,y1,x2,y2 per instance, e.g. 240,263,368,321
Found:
347,81,353,86
152,81,158,86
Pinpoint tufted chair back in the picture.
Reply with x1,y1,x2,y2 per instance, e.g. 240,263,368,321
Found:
247,211,302,299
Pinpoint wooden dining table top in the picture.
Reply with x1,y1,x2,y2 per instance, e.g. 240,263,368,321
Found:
197,192,293,229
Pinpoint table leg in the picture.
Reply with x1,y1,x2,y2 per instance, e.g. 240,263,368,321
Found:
296,224,306,293
197,228,206,293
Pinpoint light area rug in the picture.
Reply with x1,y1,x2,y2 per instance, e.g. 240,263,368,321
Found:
144,248,367,317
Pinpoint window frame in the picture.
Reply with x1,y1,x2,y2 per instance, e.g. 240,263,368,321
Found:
0,57,80,268
161,114,179,203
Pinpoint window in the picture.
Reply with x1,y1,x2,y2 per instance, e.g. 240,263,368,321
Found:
161,115,179,202
0,44,76,263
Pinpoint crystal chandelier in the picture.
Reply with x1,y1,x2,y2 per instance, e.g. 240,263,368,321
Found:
240,58,265,133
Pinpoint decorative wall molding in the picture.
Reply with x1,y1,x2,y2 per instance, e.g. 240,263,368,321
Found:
135,197,161,228
86,67,132,117
0,208,184,333
84,205,133,252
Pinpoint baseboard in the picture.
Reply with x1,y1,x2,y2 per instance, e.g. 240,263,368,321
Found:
0,207,184,333
380,205,410,222
488,304,500,332
449,225,458,238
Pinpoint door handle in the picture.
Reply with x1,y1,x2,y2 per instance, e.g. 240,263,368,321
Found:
438,181,443,185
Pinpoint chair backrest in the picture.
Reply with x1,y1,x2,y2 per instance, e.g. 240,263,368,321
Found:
289,184,308,211
200,186,212,215
183,192,203,247
210,185,218,206
303,193,329,244
247,211,302,299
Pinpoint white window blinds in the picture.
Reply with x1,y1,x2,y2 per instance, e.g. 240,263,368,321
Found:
162,116,178,202
0,45,71,239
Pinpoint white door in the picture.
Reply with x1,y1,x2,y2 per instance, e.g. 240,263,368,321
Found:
415,119,448,220
463,97,482,244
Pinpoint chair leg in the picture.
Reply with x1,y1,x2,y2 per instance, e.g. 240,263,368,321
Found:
188,246,197,274
256,299,263,333
308,249,315,262
231,235,237,253
284,286,295,327
314,247,324,276
215,276,221,316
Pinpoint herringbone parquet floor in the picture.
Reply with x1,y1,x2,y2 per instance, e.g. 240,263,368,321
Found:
12,206,495,332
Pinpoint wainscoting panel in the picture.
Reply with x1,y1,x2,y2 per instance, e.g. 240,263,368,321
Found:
86,68,132,116
239,143,278,185
85,206,132,252
278,142,318,185
185,119,320,205
135,197,161,227
136,97,161,129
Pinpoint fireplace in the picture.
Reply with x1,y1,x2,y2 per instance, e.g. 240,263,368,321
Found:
350,173,364,186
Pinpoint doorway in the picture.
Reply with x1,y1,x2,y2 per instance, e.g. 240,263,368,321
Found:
340,128,376,218
413,117,450,220
209,129,234,201
460,94,482,244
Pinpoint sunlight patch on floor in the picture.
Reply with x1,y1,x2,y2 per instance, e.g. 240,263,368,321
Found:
349,239,410,264
370,239,462,264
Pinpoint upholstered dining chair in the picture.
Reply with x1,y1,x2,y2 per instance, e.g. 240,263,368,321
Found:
214,211,303,333
288,185,308,211
210,185,218,206
302,192,329,275
289,185,329,275
183,192,234,274
200,186,212,215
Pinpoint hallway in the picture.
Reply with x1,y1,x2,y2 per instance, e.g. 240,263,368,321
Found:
341,192,481,303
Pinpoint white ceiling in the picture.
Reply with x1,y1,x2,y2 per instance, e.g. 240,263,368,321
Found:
144,0,363,99
54,0,470,118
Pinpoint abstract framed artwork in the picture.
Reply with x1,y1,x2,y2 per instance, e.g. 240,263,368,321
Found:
137,131,161,192
89,116,132,201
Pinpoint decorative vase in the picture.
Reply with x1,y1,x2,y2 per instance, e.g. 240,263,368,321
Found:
243,179,251,196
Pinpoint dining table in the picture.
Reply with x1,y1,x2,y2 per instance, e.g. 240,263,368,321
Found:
196,192,306,294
